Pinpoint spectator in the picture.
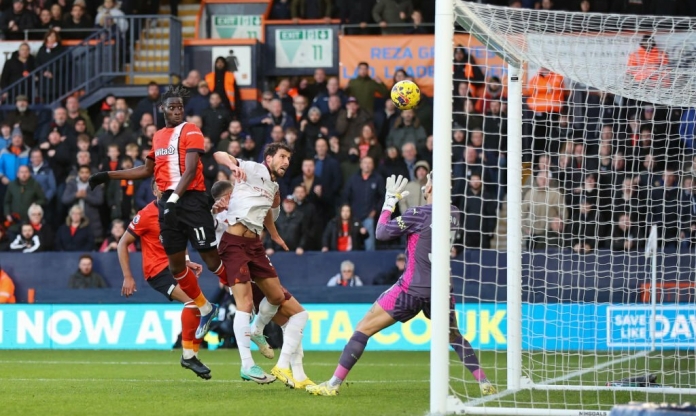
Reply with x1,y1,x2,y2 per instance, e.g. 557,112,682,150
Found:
95,0,128,33
0,264,16,303
201,92,233,143
649,170,681,248
62,165,104,240
322,204,367,251
28,149,56,206
399,160,429,212
453,46,485,90
185,80,211,117
9,222,42,252
300,68,328,101
312,77,346,115
327,260,363,286
373,253,406,285
0,0,37,41
249,98,295,146
372,0,413,34
99,219,135,252
134,176,156,210
0,128,30,185
380,145,409,181
290,158,324,206
400,142,420,181
40,130,72,189
292,94,309,126
36,8,60,34
131,82,163,129
205,56,240,116
291,0,332,21
525,67,566,155
609,213,641,251
336,97,372,151
342,156,383,251
387,109,427,152
62,3,92,39
5,95,38,146
270,0,292,19
65,96,95,136
346,62,388,115
300,107,328,153
106,157,136,222
180,70,202,97
353,123,384,163
374,98,399,146
55,205,94,251
522,171,565,250
265,195,306,256
218,120,247,152
68,254,107,288
314,137,342,208
0,43,36,102
37,107,76,148
566,197,599,254
292,184,320,249
406,9,428,34
24,203,54,251
35,29,67,103
4,165,46,224
627,35,668,85
341,0,377,35
200,137,218,192
460,173,497,248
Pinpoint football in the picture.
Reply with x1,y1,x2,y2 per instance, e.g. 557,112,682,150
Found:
390,80,421,110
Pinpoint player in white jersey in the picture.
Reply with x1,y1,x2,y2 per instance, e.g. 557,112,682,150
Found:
212,142,302,384
209,180,315,389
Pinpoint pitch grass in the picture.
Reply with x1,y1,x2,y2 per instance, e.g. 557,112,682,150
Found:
0,350,693,416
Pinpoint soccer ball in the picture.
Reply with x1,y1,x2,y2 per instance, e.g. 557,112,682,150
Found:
390,80,421,110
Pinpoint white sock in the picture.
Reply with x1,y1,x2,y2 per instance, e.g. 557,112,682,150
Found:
251,297,279,336
291,338,307,381
182,348,195,359
234,311,255,370
278,311,307,369
199,301,212,315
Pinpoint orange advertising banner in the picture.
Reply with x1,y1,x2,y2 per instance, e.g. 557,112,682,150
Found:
339,34,507,96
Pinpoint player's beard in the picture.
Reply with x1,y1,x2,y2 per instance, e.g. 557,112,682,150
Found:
271,163,287,179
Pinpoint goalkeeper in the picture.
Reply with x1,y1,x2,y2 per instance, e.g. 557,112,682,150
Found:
308,173,496,396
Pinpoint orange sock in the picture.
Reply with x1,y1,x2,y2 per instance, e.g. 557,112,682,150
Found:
174,268,205,307
192,339,203,354
212,262,228,286
181,302,200,358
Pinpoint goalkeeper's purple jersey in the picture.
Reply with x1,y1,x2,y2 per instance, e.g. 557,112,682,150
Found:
375,204,459,299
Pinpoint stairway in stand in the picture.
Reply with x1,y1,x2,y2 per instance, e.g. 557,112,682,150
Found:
127,0,199,85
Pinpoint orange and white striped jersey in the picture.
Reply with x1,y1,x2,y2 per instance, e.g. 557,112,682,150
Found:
147,122,206,193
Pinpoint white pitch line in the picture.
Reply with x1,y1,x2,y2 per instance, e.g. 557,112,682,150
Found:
0,360,426,367
1,377,429,384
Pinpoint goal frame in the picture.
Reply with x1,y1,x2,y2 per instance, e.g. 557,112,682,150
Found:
430,2,696,415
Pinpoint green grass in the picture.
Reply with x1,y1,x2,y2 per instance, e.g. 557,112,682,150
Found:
0,350,693,415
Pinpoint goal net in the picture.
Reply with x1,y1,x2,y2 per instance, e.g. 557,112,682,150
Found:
438,3,696,415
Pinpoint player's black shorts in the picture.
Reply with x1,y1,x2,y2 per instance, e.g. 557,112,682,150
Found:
158,190,217,255
146,267,178,301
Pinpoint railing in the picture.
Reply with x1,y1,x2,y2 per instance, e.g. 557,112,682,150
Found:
22,28,100,41
0,15,182,108
340,22,434,34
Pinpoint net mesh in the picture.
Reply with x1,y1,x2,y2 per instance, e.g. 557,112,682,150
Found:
448,3,696,413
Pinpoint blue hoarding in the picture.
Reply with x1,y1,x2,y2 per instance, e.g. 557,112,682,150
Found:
1,303,694,350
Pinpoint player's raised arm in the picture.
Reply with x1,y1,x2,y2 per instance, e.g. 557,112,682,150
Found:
213,151,246,182
375,175,415,240
88,158,155,190
118,230,138,297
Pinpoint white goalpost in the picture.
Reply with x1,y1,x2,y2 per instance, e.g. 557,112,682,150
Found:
431,3,696,415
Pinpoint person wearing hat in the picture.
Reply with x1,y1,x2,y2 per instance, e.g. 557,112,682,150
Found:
335,96,371,150
264,194,307,256
4,95,38,147
398,160,430,212
0,263,16,303
0,127,31,186
185,80,211,118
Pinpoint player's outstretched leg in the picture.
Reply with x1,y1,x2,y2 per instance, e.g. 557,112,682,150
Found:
290,340,314,389
271,309,308,388
233,283,275,384
172,267,217,339
250,297,276,359
451,326,496,395
179,302,211,379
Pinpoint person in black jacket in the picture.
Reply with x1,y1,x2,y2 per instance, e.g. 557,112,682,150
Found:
322,204,367,251
201,92,233,144
264,195,307,256
460,173,497,249
130,82,164,129
0,42,35,103
373,253,406,285
35,29,67,103
55,204,95,251
200,137,219,192
0,0,37,41
61,3,93,40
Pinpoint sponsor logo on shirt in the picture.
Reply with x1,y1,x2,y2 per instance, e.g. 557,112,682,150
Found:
154,146,176,157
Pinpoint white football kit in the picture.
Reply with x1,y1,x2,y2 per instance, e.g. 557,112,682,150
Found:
225,160,279,235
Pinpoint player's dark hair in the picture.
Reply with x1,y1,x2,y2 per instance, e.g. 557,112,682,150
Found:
263,142,293,160
160,84,189,105
211,180,233,200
